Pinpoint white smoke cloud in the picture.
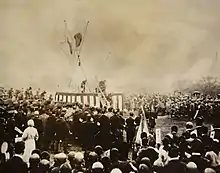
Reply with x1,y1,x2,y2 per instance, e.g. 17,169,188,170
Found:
1,0,220,93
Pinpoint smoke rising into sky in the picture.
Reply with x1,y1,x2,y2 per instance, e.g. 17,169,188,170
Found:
1,0,220,93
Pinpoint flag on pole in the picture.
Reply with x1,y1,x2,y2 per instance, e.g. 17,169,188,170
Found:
135,106,149,145
74,33,83,48
66,37,73,54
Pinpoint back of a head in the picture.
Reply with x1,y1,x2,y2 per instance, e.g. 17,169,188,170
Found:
41,151,50,160
139,164,150,173
110,168,122,173
168,146,179,158
60,162,72,173
94,145,103,156
148,139,156,147
27,119,35,127
191,139,203,154
142,137,148,146
39,159,50,172
204,168,216,173
32,149,41,157
74,152,84,164
54,153,67,165
187,162,199,173
14,141,25,155
88,152,98,164
171,125,178,134
186,122,193,129
110,148,119,161
140,157,151,168
92,161,104,173
67,151,76,162
29,153,40,167
141,132,148,139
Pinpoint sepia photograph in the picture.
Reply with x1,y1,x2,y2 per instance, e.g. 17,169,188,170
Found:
1,0,220,173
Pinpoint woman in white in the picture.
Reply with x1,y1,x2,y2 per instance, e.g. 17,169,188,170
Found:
22,119,39,163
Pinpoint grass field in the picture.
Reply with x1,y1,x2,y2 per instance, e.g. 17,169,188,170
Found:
155,115,212,139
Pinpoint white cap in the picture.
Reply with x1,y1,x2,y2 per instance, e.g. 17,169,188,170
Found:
110,168,122,173
204,168,216,173
74,152,84,162
34,111,39,115
92,162,104,169
186,162,197,169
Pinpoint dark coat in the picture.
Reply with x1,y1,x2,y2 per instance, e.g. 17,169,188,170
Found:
162,159,187,173
2,155,28,173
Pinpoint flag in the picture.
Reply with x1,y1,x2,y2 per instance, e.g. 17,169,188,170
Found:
74,33,83,48
66,37,73,54
135,106,149,145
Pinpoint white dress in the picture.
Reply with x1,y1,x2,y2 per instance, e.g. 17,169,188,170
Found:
22,126,39,163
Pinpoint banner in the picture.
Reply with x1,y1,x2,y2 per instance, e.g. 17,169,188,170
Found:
156,128,162,144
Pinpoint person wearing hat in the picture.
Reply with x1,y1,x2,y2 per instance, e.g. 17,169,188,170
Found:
72,152,85,173
204,168,216,173
29,153,40,173
41,151,50,161
110,168,122,173
163,146,187,173
186,162,199,173
51,153,67,173
2,141,28,173
91,162,104,173
185,122,194,133
189,138,210,173
67,151,76,170
139,164,150,173
39,159,50,173
126,112,135,146
85,152,99,172
22,119,39,163
60,162,72,173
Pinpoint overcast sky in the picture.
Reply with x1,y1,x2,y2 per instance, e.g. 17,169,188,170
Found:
1,0,220,93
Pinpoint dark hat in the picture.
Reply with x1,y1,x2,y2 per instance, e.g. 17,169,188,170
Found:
14,141,25,154
94,145,103,156
41,151,50,160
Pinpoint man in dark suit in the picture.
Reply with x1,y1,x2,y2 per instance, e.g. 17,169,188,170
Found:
126,113,135,146
189,138,210,172
2,141,28,173
162,146,187,173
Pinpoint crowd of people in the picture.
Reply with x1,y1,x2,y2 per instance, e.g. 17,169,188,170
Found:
126,92,220,123
0,87,220,173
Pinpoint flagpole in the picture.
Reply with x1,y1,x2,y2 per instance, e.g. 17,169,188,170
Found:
95,76,110,107
78,20,90,57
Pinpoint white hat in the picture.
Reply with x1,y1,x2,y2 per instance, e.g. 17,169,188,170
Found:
92,162,104,169
186,162,197,169
110,168,122,173
57,153,67,159
34,111,39,115
74,152,84,162
27,119,34,127
204,168,216,173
